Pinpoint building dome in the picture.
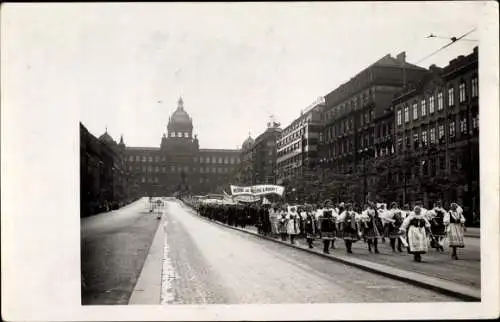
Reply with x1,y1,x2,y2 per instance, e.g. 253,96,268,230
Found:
99,130,115,144
169,97,192,126
242,135,254,150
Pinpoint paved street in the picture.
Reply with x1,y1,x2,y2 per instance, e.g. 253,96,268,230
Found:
243,223,480,289
160,200,458,304
81,198,160,305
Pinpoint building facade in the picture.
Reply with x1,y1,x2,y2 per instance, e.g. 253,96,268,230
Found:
122,97,241,197
80,123,131,217
248,121,282,186
276,97,324,201
237,134,255,185
318,52,428,204
392,47,478,218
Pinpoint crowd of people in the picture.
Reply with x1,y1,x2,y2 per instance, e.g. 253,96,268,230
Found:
185,198,467,262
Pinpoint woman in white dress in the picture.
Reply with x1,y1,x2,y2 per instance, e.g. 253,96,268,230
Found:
287,206,301,245
444,202,466,260
400,206,431,262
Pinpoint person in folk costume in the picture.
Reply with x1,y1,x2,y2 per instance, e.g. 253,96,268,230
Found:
318,201,337,253
444,202,466,260
269,203,279,237
325,201,339,250
427,200,447,251
287,206,301,244
377,203,388,243
303,204,318,249
298,205,309,239
382,202,405,252
278,205,289,241
338,203,360,253
360,201,382,253
399,206,431,262
314,203,324,222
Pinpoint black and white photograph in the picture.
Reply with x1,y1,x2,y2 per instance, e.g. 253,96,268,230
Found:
2,2,499,321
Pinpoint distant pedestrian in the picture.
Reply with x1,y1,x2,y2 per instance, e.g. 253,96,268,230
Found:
444,202,466,260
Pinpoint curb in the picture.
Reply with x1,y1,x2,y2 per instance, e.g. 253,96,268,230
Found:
181,203,480,302
128,213,165,305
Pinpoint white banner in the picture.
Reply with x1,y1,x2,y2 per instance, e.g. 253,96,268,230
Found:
230,185,285,197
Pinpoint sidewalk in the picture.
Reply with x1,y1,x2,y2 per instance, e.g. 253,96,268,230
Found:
184,209,480,301
464,227,480,238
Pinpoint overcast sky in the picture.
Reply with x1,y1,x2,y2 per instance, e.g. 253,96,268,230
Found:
5,2,483,149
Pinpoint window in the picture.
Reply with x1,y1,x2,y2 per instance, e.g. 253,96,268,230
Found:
397,110,402,126
206,157,210,163
437,92,443,111
136,156,140,162
421,99,427,117
429,96,435,114
148,156,153,162
141,177,146,183
142,156,146,162
459,82,466,103
212,167,216,173
430,128,436,144
200,167,204,173
422,130,428,147
449,121,456,139
224,157,228,164
184,166,189,173
472,76,478,97
129,155,134,162
155,166,159,172
448,86,455,106
128,165,132,171
450,158,456,170
413,133,419,149
171,132,175,137
162,156,166,162
155,156,160,162
177,166,182,173
155,177,159,183
472,114,479,130
460,116,468,135
413,103,418,120
177,132,182,138
162,167,166,173
217,168,222,174
218,157,223,164
184,132,189,138
200,178,204,183
439,157,446,170
404,106,409,123
438,124,445,143
212,156,216,163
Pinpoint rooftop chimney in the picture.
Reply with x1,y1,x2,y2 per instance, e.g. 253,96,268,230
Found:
396,51,406,63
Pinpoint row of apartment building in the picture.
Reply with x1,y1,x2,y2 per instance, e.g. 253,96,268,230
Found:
237,47,478,219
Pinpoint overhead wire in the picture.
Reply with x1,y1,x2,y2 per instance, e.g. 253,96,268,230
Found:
416,28,477,64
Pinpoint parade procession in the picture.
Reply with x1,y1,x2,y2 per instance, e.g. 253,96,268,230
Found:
181,184,468,263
